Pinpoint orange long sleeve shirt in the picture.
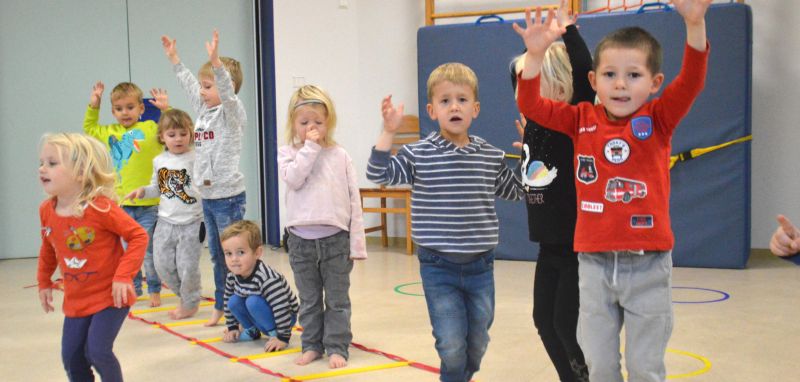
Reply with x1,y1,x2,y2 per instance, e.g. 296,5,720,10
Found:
38,197,147,317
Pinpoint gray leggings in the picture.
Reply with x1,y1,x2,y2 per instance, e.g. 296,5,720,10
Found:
287,230,353,359
153,219,203,309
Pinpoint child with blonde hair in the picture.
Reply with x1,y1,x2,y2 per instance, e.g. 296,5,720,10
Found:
514,1,711,380
126,109,204,320
221,220,299,352
84,81,171,307
161,30,248,326
278,85,367,369
509,1,592,380
368,62,523,381
37,133,147,382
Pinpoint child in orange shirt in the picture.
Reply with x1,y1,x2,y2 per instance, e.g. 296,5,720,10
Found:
37,133,147,382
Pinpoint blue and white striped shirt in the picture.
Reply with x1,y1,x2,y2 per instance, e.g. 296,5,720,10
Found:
367,132,522,254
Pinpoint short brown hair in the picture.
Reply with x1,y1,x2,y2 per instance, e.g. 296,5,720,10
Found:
156,108,195,145
199,57,243,94
110,82,144,103
593,26,662,75
220,220,262,252
426,62,479,102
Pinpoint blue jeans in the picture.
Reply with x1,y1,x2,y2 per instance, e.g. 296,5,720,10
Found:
61,306,130,382
228,294,296,336
203,192,246,310
418,246,495,382
123,205,160,295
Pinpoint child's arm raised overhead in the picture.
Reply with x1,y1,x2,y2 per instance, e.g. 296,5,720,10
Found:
674,0,712,52
206,30,247,131
148,88,170,112
162,35,205,115
89,81,104,109
513,7,565,81
557,0,595,104
366,95,415,186
512,7,579,137
83,82,111,139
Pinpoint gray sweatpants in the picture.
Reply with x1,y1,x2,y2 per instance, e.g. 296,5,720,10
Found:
576,250,673,382
287,230,353,359
153,219,203,310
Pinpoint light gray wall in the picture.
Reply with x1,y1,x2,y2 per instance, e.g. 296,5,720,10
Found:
0,0,260,259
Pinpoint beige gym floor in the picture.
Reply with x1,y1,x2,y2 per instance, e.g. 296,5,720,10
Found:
2,245,798,381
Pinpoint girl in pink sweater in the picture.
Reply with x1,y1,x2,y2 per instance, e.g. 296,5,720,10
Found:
278,85,366,369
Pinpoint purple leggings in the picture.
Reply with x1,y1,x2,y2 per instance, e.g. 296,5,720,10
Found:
61,306,129,382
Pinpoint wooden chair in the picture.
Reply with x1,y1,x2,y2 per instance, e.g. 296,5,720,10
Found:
360,115,419,255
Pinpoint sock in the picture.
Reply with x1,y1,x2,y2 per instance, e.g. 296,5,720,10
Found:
238,327,261,341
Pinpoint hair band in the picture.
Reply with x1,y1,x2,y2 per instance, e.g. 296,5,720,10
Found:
293,99,325,109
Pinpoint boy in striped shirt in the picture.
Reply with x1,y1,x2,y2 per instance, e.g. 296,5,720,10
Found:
368,62,523,382
220,220,299,352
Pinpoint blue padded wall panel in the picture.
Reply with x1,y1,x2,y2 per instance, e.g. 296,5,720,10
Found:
417,3,751,268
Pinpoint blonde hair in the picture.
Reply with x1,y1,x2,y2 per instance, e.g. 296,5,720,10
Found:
157,108,195,146
199,57,243,94
40,133,116,216
285,85,338,147
110,82,144,103
426,62,479,102
514,43,573,102
220,220,263,252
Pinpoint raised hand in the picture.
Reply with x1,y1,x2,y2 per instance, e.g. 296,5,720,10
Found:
673,0,713,25
512,113,527,150
39,288,54,313
264,337,288,352
148,88,170,111
206,29,222,68
512,7,565,58
770,215,800,257
161,35,180,65
555,0,578,28
381,95,404,134
89,81,105,109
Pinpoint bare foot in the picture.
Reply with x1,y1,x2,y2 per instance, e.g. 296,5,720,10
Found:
168,305,199,320
149,293,162,307
203,309,224,327
329,353,347,369
294,350,322,366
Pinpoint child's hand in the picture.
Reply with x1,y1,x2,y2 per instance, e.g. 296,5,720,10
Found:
512,113,527,150
111,281,133,308
381,95,404,134
305,126,320,143
89,81,105,109
39,288,54,313
223,328,240,343
673,0,713,25
149,88,170,111
512,7,565,58
122,187,145,204
555,0,578,28
770,215,800,257
206,29,222,68
161,35,180,65
264,337,288,352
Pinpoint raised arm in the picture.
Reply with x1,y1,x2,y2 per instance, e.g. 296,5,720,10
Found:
161,35,181,65
556,0,595,104
164,35,205,114
513,7,566,80
89,81,104,109
367,95,415,186
674,0,712,52
148,88,170,112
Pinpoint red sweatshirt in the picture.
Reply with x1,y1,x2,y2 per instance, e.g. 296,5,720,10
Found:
38,197,147,317
517,44,709,252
